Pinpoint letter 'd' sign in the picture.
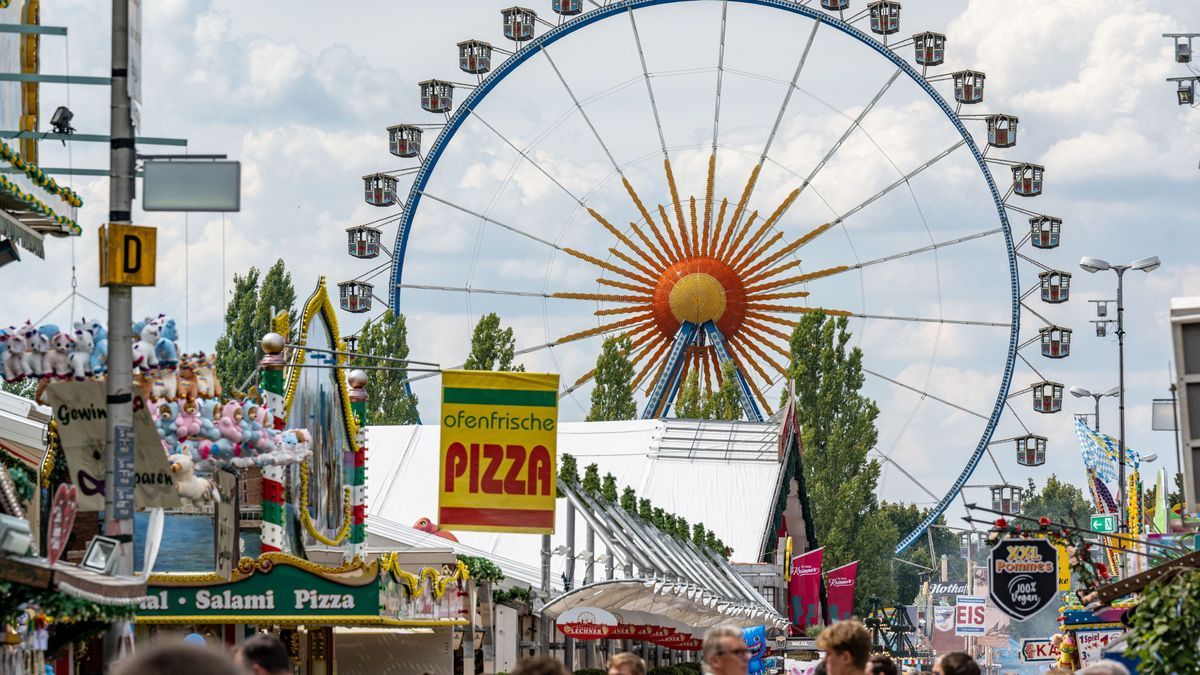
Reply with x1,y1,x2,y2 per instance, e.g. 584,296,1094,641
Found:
99,223,157,286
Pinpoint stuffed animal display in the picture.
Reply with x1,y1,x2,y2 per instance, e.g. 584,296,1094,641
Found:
152,397,312,472
742,625,767,675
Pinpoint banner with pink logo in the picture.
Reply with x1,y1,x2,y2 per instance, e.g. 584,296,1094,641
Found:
789,547,824,629
825,561,858,621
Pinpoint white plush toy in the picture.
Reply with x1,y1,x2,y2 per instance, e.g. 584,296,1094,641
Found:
132,321,160,371
44,331,74,379
68,330,95,380
1,329,27,382
20,323,45,378
167,453,219,505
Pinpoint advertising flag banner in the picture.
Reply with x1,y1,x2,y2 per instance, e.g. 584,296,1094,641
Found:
789,547,824,629
988,538,1058,620
825,561,858,622
439,370,559,533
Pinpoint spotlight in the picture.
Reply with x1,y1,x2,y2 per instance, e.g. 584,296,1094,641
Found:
81,535,121,574
50,106,75,135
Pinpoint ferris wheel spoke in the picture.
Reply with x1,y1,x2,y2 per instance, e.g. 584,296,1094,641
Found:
755,20,822,176
400,283,551,299
564,247,657,287
710,0,729,154
467,109,588,208
871,449,940,502
556,313,656,345
834,140,966,224
656,204,687,261
863,368,990,421
540,49,623,174
720,211,760,262
625,6,669,160
419,192,562,250
799,69,903,198
1016,351,1051,384
633,338,673,390
723,341,773,414
855,313,1010,328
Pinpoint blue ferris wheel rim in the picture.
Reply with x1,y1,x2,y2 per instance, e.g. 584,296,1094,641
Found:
387,0,1021,556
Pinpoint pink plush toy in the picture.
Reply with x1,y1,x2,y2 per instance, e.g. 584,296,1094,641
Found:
218,401,243,443
174,399,202,439
44,332,74,379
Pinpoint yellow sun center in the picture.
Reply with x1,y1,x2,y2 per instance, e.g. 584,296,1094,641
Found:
668,272,727,325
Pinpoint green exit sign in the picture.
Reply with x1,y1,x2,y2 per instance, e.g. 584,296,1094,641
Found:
1091,514,1116,533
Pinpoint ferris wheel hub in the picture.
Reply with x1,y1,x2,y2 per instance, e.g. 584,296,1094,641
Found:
668,272,727,324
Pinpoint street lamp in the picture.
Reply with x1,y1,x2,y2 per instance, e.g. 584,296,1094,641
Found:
1069,385,1120,431
1079,255,1161,539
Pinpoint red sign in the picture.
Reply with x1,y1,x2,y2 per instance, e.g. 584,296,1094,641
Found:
789,547,824,629
1019,638,1061,663
46,484,78,566
825,561,858,622
558,622,613,640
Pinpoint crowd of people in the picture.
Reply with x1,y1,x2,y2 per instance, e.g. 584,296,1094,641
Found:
110,621,1131,675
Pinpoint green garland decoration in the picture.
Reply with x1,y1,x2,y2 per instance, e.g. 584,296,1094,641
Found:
1125,570,1200,675
457,555,505,584
985,515,1110,595
0,579,136,650
0,140,85,208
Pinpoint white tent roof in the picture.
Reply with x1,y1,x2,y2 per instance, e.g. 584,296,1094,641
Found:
366,418,787,586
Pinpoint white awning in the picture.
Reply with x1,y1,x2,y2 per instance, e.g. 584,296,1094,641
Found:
541,579,787,632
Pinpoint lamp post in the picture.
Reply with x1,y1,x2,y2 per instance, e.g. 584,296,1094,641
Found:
1069,385,1120,431
1079,255,1161,537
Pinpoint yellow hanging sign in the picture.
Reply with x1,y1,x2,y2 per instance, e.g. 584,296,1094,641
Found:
99,223,157,286
438,370,559,534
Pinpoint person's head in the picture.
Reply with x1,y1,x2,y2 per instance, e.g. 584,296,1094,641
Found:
511,656,569,675
933,653,979,675
1077,662,1130,675
815,621,871,675
234,633,292,675
113,643,241,675
608,651,647,675
814,660,828,675
702,624,751,675
867,654,898,675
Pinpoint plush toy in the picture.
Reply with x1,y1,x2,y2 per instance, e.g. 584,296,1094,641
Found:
68,329,95,380
167,453,218,505
194,352,219,398
198,399,221,441
219,401,243,442
132,321,160,371
73,318,108,374
150,367,178,400
20,322,46,378
241,401,262,451
151,315,180,368
254,405,276,451
41,328,73,379
1,328,26,382
743,625,767,675
175,356,197,400
175,399,202,439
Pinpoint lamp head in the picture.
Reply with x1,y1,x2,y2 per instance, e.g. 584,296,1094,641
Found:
1069,386,1092,398
1131,255,1161,273
1103,386,1121,397
1142,453,1158,463
1079,256,1111,273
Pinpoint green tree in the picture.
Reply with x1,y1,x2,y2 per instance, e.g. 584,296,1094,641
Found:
464,312,523,371
214,267,261,392
708,360,743,420
786,311,896,610
674,370,706,418
1021,475,1092,525
692,523,707,548
601,473,619,503
252,259,296,345
352,309,419,424
588,335,636,421
621,487,638,515
879,502,965,605
638,498,653,521
559,454,579,487
582,463,601,496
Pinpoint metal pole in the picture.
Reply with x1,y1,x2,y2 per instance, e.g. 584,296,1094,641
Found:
1116,268,1128,538
1172,382,1183,487
103,0,136,668
1094,394,1102,432
564,501,575,671
540,534,551,657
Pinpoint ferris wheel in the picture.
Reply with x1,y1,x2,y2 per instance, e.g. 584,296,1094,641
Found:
340,0,1074,554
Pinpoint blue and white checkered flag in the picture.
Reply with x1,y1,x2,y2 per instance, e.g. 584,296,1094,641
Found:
1074,416,1140,481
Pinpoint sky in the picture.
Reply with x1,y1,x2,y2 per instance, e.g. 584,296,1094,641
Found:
5,0,1200,529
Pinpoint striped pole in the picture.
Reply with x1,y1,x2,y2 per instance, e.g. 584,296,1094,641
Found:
259,332,288,554
347,369,369,560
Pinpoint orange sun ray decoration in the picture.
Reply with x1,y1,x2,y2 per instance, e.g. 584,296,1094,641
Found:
562,153,852,415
